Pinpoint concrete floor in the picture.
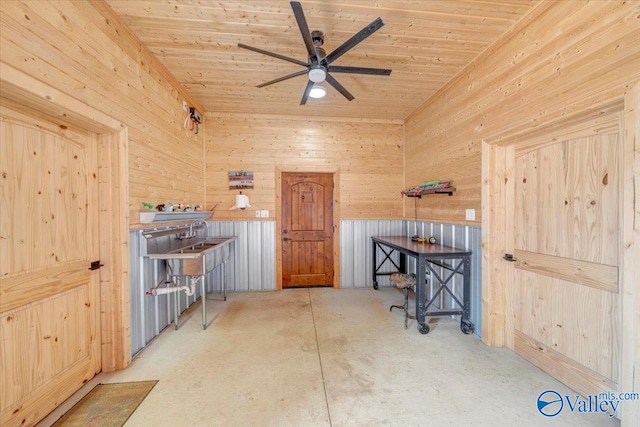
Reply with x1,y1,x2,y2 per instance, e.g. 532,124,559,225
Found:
40,288,619,427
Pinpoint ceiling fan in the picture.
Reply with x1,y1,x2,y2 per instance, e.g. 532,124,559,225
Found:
238,1,392,105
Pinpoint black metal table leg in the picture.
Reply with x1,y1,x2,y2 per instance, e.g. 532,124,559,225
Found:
415,255,430,334
372,239,378,289
460,255,475,334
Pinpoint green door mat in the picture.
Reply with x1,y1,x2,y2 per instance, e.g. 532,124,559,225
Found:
52,381,158,427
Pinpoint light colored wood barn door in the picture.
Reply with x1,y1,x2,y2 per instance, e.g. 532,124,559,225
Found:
0,107,101,426
508,113,621,397
281,172,334,287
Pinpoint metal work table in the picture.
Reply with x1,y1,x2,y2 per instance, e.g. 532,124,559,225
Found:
372,236,474,335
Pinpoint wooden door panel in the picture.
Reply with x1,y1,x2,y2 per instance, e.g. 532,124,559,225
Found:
291,182,325,231
282,173,334,287
515,134,619,264
0,109,100,426
0,286,98,409
288,240,327,285
513,269,618,380
511,115,621,397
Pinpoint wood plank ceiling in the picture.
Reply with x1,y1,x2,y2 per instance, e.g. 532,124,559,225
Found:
104,0,538,120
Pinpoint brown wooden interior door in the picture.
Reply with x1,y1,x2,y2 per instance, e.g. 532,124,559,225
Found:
0,107,101,426
509,113,621,398
282,172,334,287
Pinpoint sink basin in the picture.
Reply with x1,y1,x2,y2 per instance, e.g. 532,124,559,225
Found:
143,233,237,330
173,242,219,254
147,237,236,275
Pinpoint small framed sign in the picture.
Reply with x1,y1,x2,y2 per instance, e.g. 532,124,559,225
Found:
228,171,254,189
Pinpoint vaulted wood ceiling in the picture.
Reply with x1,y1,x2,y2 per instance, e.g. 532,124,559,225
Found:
105,0,538,120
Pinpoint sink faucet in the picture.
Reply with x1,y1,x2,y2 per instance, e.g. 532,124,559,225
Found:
188,219,207,238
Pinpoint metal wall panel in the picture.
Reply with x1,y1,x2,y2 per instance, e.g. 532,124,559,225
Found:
130,219,480,356
340,220,406,288
206,220,276,292
129,221,277,356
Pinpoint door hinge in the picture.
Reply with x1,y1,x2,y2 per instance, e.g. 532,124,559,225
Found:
89,260,104,270
503,253,517,262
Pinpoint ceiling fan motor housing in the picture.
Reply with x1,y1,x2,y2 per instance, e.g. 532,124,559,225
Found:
309,67,327,82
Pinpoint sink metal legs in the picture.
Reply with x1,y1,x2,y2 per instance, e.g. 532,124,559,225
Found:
168,260,229,330
222,261,227,301
173,285,180,330
201,275,207,330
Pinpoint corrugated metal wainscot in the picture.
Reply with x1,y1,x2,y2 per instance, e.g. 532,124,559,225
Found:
129,220,276,356
130,219,481,355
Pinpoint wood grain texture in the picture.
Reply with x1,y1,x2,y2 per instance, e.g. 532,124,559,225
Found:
514,330,617,398
0,115,94,277
205,114,404,220
104,0,536,121
0,109,102,427
507,115,622,396
98,131,132,372
621,81,640,423
0,1,205,225
513,269,619,381
282,173,334,287
514,131,620,266
480,142,512,347
514,249,618,293
405,1,639,224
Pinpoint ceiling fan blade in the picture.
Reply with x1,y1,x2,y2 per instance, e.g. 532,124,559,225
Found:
323,17,384,66
328,65,391,76
257,69,309,88
290,1,318,62
300,80,314,105
238,43,308,67
325,73,354,101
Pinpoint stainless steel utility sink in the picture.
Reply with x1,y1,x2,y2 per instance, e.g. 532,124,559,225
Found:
147,237,235,276
141,224,237,330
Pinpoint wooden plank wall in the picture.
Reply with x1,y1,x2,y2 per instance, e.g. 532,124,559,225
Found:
405,1,639,424
0,0,205,226
205,114,404,220
404,1,640,224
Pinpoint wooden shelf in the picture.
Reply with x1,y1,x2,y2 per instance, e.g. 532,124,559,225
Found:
406,187,456,197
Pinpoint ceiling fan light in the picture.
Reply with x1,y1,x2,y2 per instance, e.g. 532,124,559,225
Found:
308,68,326,83
309,86,327,99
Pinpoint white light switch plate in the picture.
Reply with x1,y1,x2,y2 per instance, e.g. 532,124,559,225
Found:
260,210,269,218
255,210,261,218
465,209,476,221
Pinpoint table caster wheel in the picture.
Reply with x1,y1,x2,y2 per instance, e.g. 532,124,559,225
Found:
373,283,379,290
460,320,475,335
418,324,430,334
